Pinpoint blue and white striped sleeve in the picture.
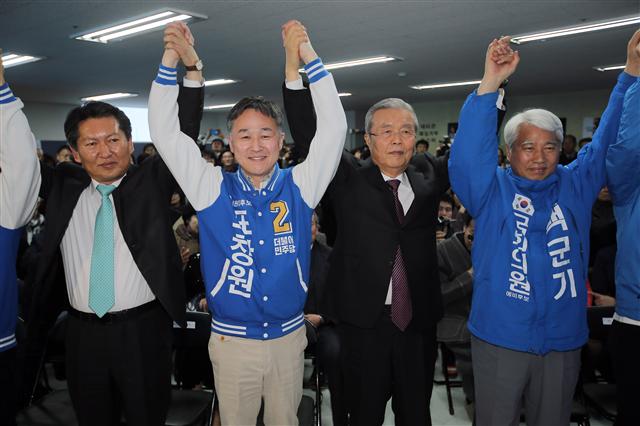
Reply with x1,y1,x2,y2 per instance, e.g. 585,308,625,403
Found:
0,83,17,104
292,60,348,208
304,58,330,84
155,65,178,86
0,84,41,229
149,67,222,211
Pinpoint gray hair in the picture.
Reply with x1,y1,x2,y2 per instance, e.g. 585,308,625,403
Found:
503,109,564,149
364,98,418,134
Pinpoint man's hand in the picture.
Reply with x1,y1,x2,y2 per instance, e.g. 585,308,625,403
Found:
162,22,202,80
478,36,520,95
0,49,5,86
180,246,191,266
591,291,616,307
624,29,640,77
282,20,319,82
304,313,323,328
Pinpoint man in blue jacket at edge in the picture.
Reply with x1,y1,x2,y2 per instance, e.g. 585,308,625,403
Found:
605,30,640,426
449,30,640,426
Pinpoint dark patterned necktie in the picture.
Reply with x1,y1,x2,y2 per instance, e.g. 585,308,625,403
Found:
386,179,412,331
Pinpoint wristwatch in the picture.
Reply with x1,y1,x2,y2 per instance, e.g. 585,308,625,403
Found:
185,59,203,72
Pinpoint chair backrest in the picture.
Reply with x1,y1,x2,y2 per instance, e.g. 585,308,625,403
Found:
586,306,615,341
173,311,212,349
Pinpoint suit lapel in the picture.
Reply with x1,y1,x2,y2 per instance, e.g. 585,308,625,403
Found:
361,159,401,225
404,164,427,224
50,165,91,249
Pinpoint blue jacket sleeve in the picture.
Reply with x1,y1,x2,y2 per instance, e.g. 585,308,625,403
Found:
449,90,499,217
607,77,640,205
567,72,636,203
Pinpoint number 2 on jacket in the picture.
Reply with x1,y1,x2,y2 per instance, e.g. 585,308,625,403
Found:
270,201,292,234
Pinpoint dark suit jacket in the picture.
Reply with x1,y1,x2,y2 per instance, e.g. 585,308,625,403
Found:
304,240,332,317
283,84,448,331
22,84,203,388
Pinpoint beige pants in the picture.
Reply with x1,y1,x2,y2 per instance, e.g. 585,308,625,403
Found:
208,326,307,426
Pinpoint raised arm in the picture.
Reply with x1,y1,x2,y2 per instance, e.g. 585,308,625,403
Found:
282,23,316,160
449,37,519,216
606,30,640,205
285,21,348,208
0,54,41,229
569,30,639,202
148,23,222,212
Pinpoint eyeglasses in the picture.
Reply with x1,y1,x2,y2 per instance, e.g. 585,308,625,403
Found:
368,128,416,141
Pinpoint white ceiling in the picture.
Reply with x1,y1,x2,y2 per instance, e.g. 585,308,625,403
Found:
2,0,639,111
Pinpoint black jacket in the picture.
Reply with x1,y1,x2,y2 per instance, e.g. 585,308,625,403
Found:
22,83,204,390
283,83,448,330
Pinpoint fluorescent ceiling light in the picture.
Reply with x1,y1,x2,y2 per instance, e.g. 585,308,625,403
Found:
338,92,352,97
299,55,399,72
411,80,481,90
204,79,238,87
593,64,626,72
81,92,138,102
511,15,640,44
73,9,207,43
204,103,236,110
1,53,44,68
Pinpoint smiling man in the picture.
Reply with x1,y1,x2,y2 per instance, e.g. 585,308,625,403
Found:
20,29,204,423
148,21,346,425
449,33,640,426
282,68,450,426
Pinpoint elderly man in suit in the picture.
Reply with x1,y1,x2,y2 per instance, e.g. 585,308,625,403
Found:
18,25,203,425
283,67,448,426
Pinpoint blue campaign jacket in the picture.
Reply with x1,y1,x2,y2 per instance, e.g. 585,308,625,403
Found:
198,166,313,340
0,227,21,352
607,77,640,321
449,72,636,354
148,59,347,341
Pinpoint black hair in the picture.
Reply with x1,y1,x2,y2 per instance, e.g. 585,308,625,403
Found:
56,145,71,155
416,139,429,149
226,97,283,132
64,101,132,149
439,192,454,207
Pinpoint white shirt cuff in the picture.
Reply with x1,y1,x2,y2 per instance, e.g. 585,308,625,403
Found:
183,78,204,88
285,78,304,91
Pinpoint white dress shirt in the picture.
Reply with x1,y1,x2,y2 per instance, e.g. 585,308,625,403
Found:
381,171,414,304
60,176,155,313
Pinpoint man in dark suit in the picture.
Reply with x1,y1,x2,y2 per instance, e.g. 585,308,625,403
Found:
21,57,203,425
283,72,448,424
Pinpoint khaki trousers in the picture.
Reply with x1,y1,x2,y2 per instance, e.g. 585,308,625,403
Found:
208,326,307,425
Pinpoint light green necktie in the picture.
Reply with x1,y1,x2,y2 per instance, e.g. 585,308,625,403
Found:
88,184,116,317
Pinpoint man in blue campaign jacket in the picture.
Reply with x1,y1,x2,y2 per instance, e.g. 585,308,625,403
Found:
149,21,347,425
0,55,41,426
449,33,640,426
606,29,640,426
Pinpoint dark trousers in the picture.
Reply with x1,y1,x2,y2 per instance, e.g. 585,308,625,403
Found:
65,302,173,426
611,320,640,426
317,325,347,426
0,348,17,426
339,312,437,426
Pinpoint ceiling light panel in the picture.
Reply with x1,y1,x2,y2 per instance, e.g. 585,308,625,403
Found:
299,56,400,73
593,64,626,72
81,93,138,102
411,80,481,90
204,103,236,110
511,15,640,45
1,53,44,68
73,9,207,43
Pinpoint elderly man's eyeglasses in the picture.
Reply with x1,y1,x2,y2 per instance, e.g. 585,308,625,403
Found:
369,128,416,141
